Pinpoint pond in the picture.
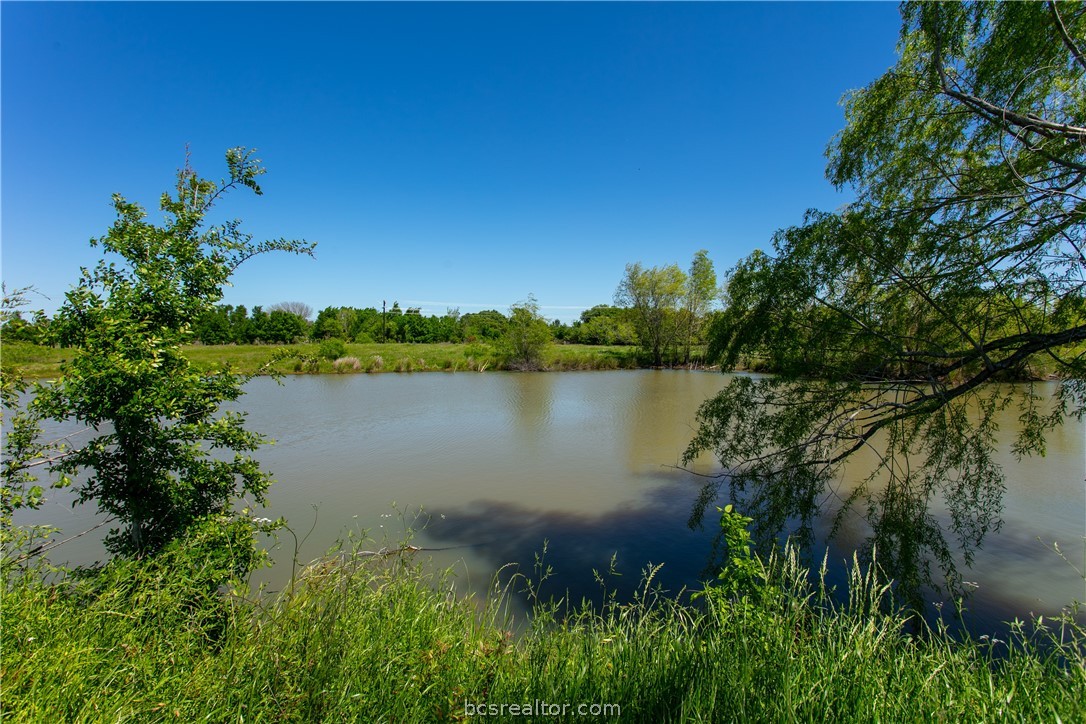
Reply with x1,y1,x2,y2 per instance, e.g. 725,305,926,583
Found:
21,370,1086,633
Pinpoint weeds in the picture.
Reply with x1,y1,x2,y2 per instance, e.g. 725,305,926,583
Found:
3,507,1083,722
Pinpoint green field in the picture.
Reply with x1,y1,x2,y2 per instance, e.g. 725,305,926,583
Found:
2,341,646,379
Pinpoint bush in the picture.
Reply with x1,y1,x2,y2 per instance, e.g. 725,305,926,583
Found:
332,356,361,373
318,339,348,360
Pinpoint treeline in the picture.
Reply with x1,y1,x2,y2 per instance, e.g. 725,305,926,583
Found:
190,303,667,348
4,298,717,363
6,250,722,364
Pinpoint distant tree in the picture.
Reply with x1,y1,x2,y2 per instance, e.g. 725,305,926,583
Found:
0,286,51,345
268,301,313,321
462,310,508,342
615,262,687,366
247,306,269,343
35,148,315,555
435,308,464,343
263,309,305,343
228,304,250,343
401,311,435,343
499,296,552,370
311,306,342,340
550,318,573,342
681,250,718,363
577,314,637,346
193,304,233,345
579,305,628,325
0,312,38,344
351,307,381,342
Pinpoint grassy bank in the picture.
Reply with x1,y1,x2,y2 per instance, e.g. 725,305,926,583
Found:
2,341,647,378
3,540,1083,722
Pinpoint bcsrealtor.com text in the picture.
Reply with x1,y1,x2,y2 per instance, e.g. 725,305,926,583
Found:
465,700,620,717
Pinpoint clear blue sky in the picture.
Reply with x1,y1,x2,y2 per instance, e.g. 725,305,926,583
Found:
3,2,901,323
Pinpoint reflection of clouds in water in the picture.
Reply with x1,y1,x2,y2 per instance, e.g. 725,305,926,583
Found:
29,373,1085,638
427,474,720,610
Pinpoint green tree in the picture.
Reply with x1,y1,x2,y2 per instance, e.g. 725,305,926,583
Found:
228,304,250,343
615,262,687,366
35,148,315,556
462,309,509,342
499,296,552,370
1,286,66,564
247,306,269,343
686,2,1086,601
193,304,233,345
681,250,718,364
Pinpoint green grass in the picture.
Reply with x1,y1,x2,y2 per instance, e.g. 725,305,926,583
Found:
3,341,646,378
3,540,1083,722
0,342,71,379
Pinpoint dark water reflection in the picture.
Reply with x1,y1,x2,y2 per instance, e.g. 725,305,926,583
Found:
20,370,1085,635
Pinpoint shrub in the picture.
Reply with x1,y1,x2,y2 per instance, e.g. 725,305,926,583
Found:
318,339,348,360
332,356,361,373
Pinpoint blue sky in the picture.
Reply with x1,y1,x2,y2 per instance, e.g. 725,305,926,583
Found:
3,2,901,323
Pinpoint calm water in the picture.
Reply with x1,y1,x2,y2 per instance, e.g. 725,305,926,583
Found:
21,371,1086,631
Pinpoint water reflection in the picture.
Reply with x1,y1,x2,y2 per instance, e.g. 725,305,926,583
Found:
20,371,1084,635
693,380,1086,622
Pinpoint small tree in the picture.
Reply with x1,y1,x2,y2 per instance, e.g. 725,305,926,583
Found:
1,286,66,565
499,296,552,370
681,250,718,364
36,148,315,556
615,262,687,366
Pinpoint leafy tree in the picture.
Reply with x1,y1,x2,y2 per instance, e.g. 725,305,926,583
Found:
247,306,269,343
615,262,687,366
462,309,509,342
686,2,1086,601
193,304,233,345
311,306,346,340
434,308,464,343
0,286,51,345
35,148,315,555
318,338,348,360
262,309,306,343
498,296,552,370
228,304,250,343
681,250,718,364
1,286,65,563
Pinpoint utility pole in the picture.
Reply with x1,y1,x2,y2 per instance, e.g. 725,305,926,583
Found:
382,300,387,343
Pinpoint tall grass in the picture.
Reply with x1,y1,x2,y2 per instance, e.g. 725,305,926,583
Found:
3,536,1083,722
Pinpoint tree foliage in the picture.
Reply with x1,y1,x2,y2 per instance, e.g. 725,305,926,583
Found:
35,148,315,556
1,286,66,563
498,296,552,370
681,250,718,364
615,262,687,366
688,2,1086,600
